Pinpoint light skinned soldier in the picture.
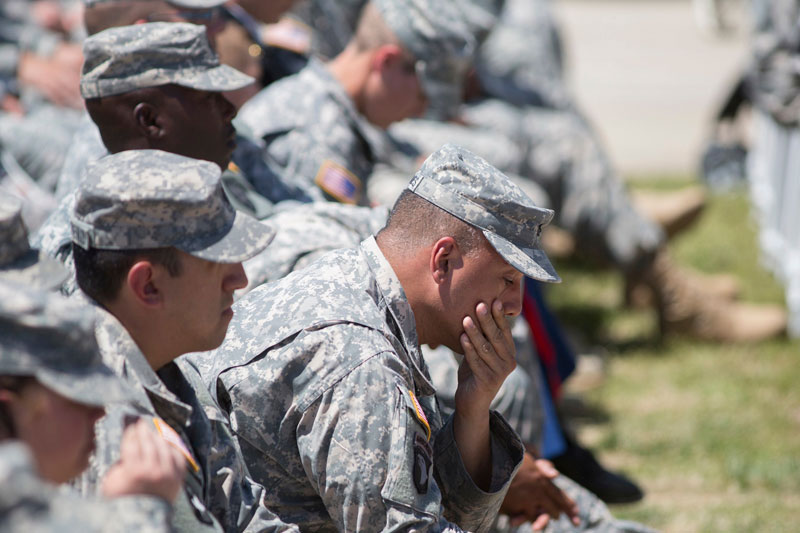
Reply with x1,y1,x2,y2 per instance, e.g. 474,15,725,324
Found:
35,22,280,294
69,149,298,533
235,0,473,205
191,145,572,531
0,282,188,532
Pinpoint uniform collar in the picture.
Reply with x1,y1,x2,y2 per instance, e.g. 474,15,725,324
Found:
360,236,436,396
94,307,193,426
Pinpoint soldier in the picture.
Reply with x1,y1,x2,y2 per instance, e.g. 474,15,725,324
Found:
191,144,572,531
235,0,474,205
69,149,297,532
0,282,187,532
35,21,279,294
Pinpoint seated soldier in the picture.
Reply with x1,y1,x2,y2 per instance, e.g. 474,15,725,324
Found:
70,150,296,533
191,145,568,531
235,0,473,205
35,21,274,294
0,282,186,532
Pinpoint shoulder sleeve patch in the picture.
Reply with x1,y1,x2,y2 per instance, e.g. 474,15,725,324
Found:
152,417,200,472
405,389,432,441
314,159,362,204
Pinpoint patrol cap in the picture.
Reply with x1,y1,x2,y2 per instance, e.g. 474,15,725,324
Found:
372,0,475,113
0,196,68,290
81,22,254,99
407,144,560,283
70,150,275,263
0,282,131,408
83,0,226,9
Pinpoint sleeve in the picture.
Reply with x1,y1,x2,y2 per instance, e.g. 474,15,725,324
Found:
178,359,301,533
433,411,524,532
297,353,470,532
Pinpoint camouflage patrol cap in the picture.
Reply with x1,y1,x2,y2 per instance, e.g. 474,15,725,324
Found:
0,196,68,290
71,150,275,262
407,144,560,283
80,22,254,99
372,0,475,113
83,0,226,9
0,282,131,408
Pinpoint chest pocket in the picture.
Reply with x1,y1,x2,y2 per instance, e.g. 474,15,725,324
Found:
380,385,442,518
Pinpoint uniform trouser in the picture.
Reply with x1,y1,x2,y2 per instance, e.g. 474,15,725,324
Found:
748,110,800,336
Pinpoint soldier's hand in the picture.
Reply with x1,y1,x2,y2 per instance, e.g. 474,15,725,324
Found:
17,44,82,109
102,419,186,503
500,453,579,531
454,299,516,419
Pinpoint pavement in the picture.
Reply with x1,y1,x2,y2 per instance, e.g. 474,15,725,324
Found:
554,0,750,178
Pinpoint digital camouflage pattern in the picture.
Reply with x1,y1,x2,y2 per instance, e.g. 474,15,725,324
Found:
71,149,274,263
191,237,525,531
0,195,28,265
54,114,107,202
237,57,387,205
80,22,254,99
0,282,129,409
409,144,559,283
83,0,225,7
0,442,172,533
75,308,300,533
242,201,388,293
0,195,68,289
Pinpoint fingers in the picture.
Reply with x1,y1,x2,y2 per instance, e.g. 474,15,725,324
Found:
531,513,550,531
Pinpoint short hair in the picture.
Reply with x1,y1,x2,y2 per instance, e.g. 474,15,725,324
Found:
377,189,485,255
0,376,36,440
73,244,182,305
352,3,401,53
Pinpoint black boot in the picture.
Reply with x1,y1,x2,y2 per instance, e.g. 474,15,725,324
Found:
551,435,644,504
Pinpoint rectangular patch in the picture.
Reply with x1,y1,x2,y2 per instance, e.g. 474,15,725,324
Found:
407,389,431,441
153,417,200,472
314,160,361,204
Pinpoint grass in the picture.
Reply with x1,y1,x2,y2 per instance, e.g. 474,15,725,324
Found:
546,180,800,532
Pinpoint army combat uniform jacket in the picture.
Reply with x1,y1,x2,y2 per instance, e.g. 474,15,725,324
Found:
0,442,172,532
75,308,298,533
237,57,387,206
193,237,525,532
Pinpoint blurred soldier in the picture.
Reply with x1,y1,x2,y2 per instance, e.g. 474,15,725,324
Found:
191,145,571,531
236,0,474,205
70,149,298,532
0,194,67,289
0,282,186,532
35,22,276,294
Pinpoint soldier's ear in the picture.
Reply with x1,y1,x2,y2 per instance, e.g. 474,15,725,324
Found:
133,103,165,140
126,261,163,308
431,237,460,285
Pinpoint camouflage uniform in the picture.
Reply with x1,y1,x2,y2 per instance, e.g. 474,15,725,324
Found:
190,145,566,531
236,0,474,205
0,194,67,289
242,200,389,293
0,282,171,533
69,149,293,532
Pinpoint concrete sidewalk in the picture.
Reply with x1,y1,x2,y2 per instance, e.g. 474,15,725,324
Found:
554,0,750,178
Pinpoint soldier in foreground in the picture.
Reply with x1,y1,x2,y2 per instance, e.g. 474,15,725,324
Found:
0,281,187,532
69,150,297,532
192,145,570,531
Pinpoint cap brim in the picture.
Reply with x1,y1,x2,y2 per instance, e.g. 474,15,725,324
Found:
36,364,132,408
174,64,255,93
185,212,275,263
484,230,561,283
0,250,69,291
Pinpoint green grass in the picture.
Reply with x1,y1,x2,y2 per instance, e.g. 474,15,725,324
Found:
547,182,800,532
